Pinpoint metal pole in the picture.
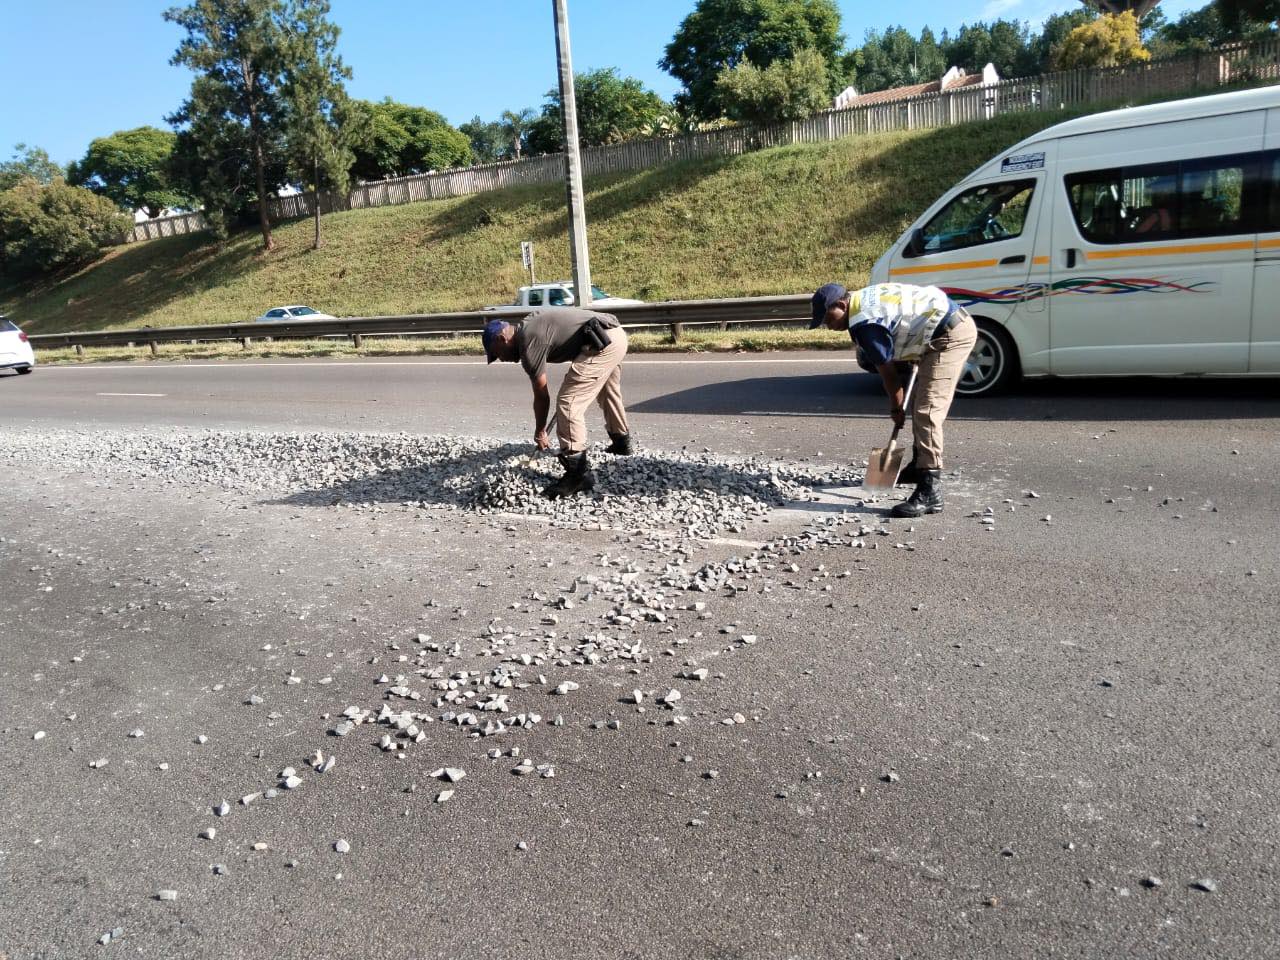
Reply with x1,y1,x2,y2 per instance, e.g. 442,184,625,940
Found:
553,0,592,307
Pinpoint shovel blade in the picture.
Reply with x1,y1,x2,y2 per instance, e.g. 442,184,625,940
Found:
863,444,906,494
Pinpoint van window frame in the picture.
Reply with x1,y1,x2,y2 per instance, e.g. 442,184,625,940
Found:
1063,149,1265,245
905,178,1038,259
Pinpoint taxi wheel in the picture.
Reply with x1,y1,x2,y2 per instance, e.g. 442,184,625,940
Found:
955,319,1019,397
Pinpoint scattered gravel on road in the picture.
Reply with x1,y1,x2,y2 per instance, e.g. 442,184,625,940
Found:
7,429,860,537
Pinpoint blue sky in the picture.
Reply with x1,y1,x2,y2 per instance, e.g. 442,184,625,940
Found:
3,0,1204,167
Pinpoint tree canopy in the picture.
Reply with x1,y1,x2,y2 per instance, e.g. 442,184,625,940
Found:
1054,11,1151,68
165,0,289,247
0,144,64,192
348,99,471,180
715,47,832,123
525,69,670,154
0,177,132,277
66,126,190,218
661,0,845,120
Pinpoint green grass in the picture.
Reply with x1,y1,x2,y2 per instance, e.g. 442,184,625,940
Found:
2,89,1246,336
33,326,851,364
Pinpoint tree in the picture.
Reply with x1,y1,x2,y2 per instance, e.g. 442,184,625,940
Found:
524,68,669,154
846,26,949,94
165,0,289,249
348,99,471,180
1054,11,1152,68
1028,8,1098,71
499,108,536,160
943,19,1036,77
661,0,845,120
0,144,63,191
278,0,354,249
1218,0,1280,27
459,116,508,164
714,47,831,123
0,177,131,277
66,127,190,218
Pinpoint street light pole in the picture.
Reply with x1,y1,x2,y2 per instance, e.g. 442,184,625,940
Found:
552,0,592,307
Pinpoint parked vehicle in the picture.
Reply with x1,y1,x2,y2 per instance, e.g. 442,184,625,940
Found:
871,85,1280,395
253,305,336,323
488,282,644,311
0,317,35,375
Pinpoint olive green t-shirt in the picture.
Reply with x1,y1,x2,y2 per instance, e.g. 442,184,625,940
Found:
517,307,620,381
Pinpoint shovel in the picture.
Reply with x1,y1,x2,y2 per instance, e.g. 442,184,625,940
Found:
862,366,918,495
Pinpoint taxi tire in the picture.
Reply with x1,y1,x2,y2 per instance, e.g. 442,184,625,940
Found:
956,319,1019,398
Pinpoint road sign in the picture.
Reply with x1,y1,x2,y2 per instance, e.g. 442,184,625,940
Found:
520,241,535,283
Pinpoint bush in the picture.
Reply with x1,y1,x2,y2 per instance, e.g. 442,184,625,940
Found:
0,177,133,277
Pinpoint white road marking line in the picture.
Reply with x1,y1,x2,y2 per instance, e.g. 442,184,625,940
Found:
96,392,167,397
741,410,861,418
50,357,854,370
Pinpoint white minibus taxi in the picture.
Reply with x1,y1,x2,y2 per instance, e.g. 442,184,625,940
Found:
870,85,1280,395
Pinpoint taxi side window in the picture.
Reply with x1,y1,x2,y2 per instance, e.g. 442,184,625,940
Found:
910,180,1036,257
1066,152,1256,244
526,289,543,306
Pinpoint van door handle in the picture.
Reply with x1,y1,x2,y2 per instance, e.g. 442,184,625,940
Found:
999,255,1026,265
1064,248,1078,269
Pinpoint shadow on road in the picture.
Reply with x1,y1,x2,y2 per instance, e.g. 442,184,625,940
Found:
631,372,1280,422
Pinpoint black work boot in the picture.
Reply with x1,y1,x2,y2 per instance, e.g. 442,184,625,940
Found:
542,452,596,499
896,448,922,486
891,469,943,518
605,432,634,455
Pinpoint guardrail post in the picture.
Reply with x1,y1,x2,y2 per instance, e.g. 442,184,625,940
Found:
352,333,363,348
241,337,252,350
718,320,728,332
670,322,683,342
75,344,84,358
149,341,158,356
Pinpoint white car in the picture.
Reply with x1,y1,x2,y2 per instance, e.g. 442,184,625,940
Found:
0,316,35,375
486,282,645,311
252,305,336,323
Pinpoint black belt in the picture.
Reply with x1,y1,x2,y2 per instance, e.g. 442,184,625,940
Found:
933,302,965,338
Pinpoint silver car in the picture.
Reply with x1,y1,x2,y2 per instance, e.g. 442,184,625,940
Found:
252,305,336,323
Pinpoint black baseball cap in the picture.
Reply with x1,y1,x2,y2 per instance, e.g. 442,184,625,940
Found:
810,283,847,328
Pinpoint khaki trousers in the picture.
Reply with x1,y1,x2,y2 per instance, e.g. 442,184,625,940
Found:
556,327,630,453
911,312,977,470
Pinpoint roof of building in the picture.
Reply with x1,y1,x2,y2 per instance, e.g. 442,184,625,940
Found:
847,73,988,107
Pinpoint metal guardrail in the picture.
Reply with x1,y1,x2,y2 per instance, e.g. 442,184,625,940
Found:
26,295,813,353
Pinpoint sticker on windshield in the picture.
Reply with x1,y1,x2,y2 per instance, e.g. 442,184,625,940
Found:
1001,152,1045,172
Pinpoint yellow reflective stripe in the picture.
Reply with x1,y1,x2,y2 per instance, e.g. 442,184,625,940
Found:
1084,240,1255,261
889,258,1000,276
1032,255,1050,265
1257,237,1280,249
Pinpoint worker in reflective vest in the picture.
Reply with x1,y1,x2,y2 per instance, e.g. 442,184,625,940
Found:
811,282,977,517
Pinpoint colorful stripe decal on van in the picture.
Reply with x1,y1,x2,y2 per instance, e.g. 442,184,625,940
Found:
889,258,1000,277
944,276,1214,306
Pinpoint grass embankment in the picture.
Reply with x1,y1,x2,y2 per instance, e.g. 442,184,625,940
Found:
2,108,1083,336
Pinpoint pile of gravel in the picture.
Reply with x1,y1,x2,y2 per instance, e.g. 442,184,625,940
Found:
8,429,861,536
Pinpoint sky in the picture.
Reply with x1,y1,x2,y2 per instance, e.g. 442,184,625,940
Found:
2,0,1205,167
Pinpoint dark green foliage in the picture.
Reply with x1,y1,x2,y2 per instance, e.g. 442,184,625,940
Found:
348,99,472,180
0,178,132,277
661,0,845,119
165,0,289,247
460,117,509,164
524,69,670,155
0,144,64,191
67,127,191,218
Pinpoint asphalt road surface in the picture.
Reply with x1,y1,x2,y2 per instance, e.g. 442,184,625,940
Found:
2,356,1278,960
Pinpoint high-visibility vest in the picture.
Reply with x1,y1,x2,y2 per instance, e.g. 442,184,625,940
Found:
847,283,952,362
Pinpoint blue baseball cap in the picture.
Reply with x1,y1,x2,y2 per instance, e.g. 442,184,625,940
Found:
810,283,847,328
482,319,508,363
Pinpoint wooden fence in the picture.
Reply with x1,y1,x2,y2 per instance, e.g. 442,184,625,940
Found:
121,38,1280,245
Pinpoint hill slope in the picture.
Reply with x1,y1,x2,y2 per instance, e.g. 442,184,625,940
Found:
5,110,1078,334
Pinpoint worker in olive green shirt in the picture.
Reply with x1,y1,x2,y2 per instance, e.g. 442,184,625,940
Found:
483,306,633,498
